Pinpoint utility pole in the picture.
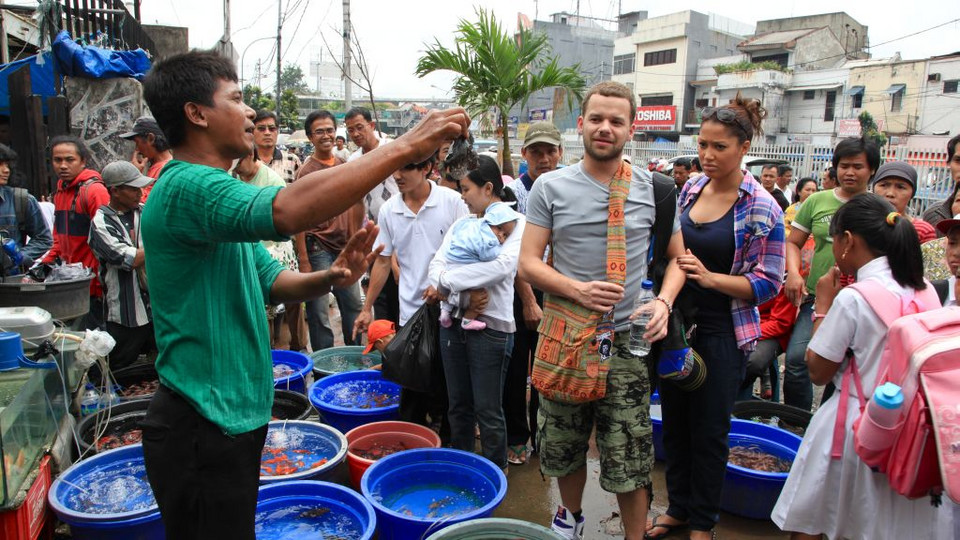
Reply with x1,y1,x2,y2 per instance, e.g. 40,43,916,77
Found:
276,0,283,121
343,0,352,110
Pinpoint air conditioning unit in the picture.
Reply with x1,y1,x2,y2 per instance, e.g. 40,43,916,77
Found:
928,73,941,82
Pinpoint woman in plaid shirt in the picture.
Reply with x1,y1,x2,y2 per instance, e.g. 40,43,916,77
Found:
646,93,785,540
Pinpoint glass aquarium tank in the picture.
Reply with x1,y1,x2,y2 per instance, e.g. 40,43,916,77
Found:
0,367,67,506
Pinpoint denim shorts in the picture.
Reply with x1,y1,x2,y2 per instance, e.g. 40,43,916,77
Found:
537,333,653,493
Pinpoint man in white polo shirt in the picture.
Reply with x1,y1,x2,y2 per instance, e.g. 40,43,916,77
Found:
354,153,468,437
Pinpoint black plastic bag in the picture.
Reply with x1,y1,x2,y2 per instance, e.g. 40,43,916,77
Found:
381,304,439,393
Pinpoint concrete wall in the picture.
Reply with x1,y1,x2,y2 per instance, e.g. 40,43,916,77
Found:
614,10,746,133
756,13,868,59
793,28,847,71
65,77,144,171
514,20,618,131
142,25,189,60
919,56,960,136
849,59,926,135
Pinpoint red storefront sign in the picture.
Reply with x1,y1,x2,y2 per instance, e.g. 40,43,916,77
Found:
634,106,676,131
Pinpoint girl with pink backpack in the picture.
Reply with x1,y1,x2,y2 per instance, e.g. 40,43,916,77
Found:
772,193,955,539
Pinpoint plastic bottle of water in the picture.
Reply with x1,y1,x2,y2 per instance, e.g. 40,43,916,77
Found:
99,384,121,409
650,389,662,418
859,382,905,451
79,383,102,416
629,280,657,356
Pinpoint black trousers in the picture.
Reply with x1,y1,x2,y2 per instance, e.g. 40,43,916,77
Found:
105,321,155,371
374,272,401,325
396,305,450,444
141,385,267,540
660,332,746,531
503,289,542,448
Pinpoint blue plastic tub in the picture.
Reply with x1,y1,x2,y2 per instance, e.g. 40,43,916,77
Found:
361,448,508,540
260,420,347,483
309,370,401,433
256,480,376,539
273,349,313,394
721,418,803,520
48,444,165,540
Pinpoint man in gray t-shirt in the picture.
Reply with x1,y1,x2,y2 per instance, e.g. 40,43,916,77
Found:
518,81,686,540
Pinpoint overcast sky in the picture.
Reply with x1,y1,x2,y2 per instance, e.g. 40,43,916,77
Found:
133,0,959,100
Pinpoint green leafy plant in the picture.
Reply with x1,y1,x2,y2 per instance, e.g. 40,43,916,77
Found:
714,61,788,76
858,111,887,148
416,8,586,176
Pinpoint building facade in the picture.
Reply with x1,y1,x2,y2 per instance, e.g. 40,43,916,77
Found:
612,10,750,137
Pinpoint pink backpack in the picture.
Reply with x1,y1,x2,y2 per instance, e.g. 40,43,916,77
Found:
832,279,960,505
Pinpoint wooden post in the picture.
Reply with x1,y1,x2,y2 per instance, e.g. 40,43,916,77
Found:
7,66,51,197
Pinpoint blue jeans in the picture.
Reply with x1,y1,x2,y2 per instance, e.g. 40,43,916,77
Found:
440,324,514,468
783,298,814,411
304,247,363,351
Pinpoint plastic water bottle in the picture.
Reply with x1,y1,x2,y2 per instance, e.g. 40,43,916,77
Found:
629,280,657,356
79,383,102,416
860,382,904,451
650,390,662,418
1,239,23,275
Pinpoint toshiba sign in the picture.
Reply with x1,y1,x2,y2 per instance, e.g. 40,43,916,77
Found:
633,106,676,131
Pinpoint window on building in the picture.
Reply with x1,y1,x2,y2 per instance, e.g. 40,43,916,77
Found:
695,98,709,108
644,48,677,66
889,85,905,112
803,90,816,100
852,92,863,108
751,53,789,69
641,95,673,106
613,53,635,75
945,80,959,94
824,91,836,122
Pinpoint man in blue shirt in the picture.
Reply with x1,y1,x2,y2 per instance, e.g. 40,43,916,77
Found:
0,144,52,271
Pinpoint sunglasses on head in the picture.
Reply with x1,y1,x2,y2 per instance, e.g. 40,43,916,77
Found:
701,107,750,137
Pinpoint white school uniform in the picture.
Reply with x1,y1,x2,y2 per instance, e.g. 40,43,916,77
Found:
771,257,954,539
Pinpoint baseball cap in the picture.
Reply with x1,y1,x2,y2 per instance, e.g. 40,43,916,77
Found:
363,320,396,354
872,161,918,195
522,122,561,149
483,201,521,226
936,213,960,236
119,116,165,140
101,161,154,188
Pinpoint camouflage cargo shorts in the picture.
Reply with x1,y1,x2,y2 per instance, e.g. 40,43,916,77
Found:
537,332,653,493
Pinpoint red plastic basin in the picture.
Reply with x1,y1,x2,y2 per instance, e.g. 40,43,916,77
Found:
344,421,441,490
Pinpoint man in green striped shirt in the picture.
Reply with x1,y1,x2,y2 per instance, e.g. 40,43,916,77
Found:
139,50,469,539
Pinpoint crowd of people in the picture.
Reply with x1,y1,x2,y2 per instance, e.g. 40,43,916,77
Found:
1,48,958,540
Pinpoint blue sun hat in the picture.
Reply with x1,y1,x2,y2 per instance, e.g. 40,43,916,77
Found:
483,201,521,226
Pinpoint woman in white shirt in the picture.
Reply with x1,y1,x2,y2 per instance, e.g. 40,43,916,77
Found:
428,156,525,470
772,193,953,539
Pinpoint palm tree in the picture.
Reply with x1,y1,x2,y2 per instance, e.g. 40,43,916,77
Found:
416,8,586,177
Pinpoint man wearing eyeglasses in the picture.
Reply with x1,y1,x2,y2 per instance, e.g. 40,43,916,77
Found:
253,110,301,184
346,106,401,324
298,110,365,350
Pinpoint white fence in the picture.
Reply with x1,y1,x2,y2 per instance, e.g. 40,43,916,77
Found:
558,141,953,216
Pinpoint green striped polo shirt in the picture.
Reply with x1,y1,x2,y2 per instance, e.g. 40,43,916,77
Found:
142,160,285,435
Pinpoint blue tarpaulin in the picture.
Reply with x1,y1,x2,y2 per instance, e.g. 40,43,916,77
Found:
0,54,57,114
0,31,151,114
52,30,151,80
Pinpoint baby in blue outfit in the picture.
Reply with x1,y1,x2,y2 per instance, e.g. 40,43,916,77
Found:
439,203,519,330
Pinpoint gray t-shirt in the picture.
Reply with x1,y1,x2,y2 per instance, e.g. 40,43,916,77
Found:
526,162,679,330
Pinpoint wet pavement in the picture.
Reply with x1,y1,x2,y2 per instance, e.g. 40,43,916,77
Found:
493,438,789,540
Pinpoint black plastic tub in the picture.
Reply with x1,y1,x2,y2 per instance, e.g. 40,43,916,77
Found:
272,389,314,420
77,398,151,457
732,400,814,437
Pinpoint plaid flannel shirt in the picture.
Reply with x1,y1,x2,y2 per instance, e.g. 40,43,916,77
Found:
678,170,786,351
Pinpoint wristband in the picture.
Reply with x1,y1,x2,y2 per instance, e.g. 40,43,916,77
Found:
655,296,673,314
811,312,828,322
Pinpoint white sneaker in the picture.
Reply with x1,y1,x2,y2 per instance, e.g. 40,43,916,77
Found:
550,505,585,540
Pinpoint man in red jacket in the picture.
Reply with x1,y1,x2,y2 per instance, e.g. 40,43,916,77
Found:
737,286,798,401
42,135,110,329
